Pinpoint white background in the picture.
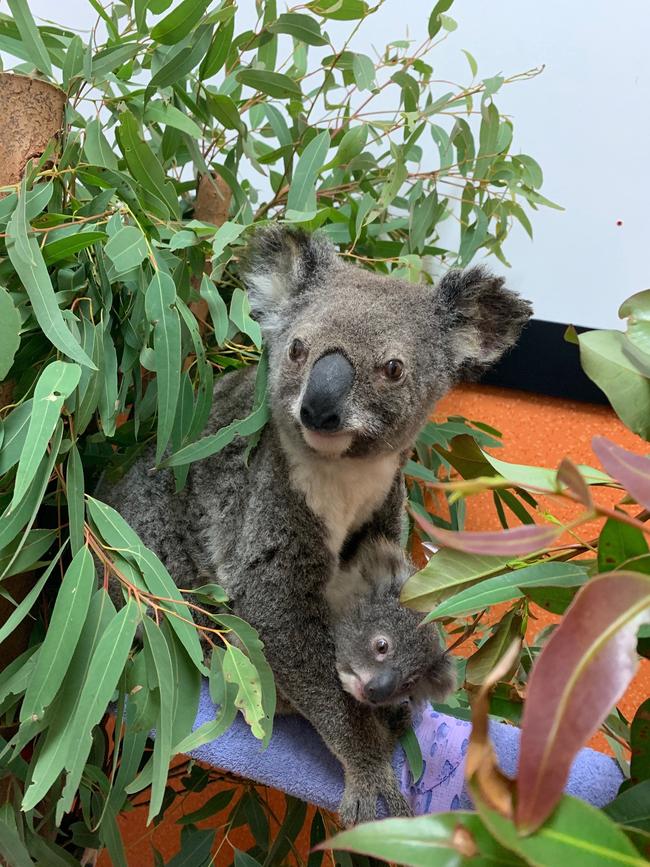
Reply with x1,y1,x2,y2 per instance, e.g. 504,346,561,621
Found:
3,0,649,328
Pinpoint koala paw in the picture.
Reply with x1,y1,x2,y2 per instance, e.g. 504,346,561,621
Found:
339,770,413,826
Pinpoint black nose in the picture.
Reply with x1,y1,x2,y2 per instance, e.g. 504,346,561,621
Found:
363,668,400,704
300,352,354,433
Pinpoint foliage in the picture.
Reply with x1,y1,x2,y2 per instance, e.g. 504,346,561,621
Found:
320,288,650,863
0,0,558,862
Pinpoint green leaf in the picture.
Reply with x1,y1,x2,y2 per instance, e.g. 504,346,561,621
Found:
166,826,215,867
0,285,21,379
199,14,234,79
307,0,369,20
229,286,262,349
578,329,650,440
116,111,180,219
20,546,95,722
215,612,276,747
66,442,85,556
145,270,182,463
236,69,302,100
427,0,454,38
628,698,650,788
269,13,328,46
0,423,62,551
287,130,330,213
6,177,95,369
150,0,211,44
142,617,174,823
145,101,202,138
321,811,523,866
212,220,247,258
84,118,118,170
222,643,266,739
177,789,234,824
466,610,523,685
428,562,589,620
332,125,368,167
480,795,645,867
56,599,139,823
0,815,33,867
461,48,478,77
42,231,108,265
399,726,424,784
605,780,650,831
12,361,81,508
598,518,649,574
207,93,243,131
200,275,229,345
352,52,375,91
105,225,149,274
7,0,53,75
0,401,32,475
0,528,56,580
0,550,63,646
163,398,269,467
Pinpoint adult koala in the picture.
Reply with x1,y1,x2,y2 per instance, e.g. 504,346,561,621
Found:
104,227,531,825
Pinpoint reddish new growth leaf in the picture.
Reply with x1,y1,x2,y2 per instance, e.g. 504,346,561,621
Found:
592,436,650,510
410,508,561,556
516,570,650,834
465,640,520,818
557,457,594,509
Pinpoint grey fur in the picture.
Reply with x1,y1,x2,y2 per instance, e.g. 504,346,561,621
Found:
327,537,455,711
102,227,531,825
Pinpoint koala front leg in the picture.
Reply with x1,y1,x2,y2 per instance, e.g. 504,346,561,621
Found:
235,578,411,825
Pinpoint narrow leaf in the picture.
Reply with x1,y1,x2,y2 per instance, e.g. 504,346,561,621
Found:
592,436,650,512
0,286,21,379
12,361,81,508
287,130,330,214
7,0,53,74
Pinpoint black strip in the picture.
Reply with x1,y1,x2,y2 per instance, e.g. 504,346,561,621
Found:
479,319,609,404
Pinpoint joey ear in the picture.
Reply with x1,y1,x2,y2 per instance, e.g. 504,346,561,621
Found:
241,227,339,331
435,266,532,378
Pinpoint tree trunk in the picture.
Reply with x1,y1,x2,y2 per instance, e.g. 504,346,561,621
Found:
0,72,66,667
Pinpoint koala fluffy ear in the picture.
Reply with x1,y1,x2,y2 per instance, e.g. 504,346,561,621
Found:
241,226,340,330
435,266,532,377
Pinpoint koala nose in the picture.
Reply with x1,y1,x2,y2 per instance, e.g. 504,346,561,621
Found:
300,352,354,433
363,668,400,704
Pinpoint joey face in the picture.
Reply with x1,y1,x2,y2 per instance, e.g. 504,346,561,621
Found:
332,592,454,708
243,227,532,461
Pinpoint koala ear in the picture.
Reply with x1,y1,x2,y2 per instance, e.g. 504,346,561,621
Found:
435,266,532,377
241,227,340,329
412,646,456,705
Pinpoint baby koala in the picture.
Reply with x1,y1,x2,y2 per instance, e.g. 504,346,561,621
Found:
326,538,454,712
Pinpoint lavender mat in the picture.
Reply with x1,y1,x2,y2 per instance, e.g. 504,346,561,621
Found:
187,683,623,815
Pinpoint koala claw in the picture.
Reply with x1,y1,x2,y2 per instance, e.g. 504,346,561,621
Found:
338,775,412,826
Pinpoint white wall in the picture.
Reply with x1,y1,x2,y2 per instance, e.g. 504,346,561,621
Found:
5,0,649,328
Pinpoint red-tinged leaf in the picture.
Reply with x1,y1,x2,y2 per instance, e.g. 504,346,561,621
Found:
592,436,650,510
410,508,561,556
557,458,593,509
516,571,650,833
465,639,520,818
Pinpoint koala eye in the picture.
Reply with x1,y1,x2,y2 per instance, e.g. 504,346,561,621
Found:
288,338,307,363
373,636,390,657
382,359,405,382
402,678,415,693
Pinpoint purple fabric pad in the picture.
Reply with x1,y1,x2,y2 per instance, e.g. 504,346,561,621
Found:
188,682,623,815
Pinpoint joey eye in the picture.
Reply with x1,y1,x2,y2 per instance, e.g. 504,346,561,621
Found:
288,338,307,363
402,678,415,692
383,359,405,382
373,637,390,656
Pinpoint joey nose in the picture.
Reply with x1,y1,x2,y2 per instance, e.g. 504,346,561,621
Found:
300,352,354,433
364,668,400,704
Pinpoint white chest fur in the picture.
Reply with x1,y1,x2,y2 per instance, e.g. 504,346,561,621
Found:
285,445,399,555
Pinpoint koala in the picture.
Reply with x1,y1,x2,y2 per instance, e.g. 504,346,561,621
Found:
327,538,454,715
102,227,530,825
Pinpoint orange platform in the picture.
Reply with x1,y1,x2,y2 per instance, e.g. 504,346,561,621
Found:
98,384,649,866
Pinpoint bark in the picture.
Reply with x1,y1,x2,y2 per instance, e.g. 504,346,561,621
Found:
0,72,66,189
190,172,233,328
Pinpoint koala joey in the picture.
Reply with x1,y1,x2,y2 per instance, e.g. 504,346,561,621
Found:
102,227,531,825
327,538,454,718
